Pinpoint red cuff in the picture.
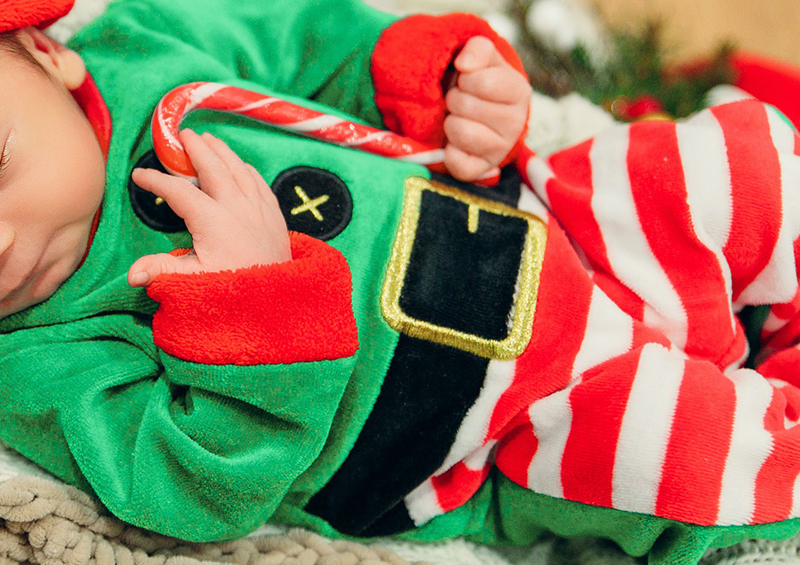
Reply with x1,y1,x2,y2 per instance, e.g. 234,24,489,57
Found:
371,13,528,164
146,232,359,366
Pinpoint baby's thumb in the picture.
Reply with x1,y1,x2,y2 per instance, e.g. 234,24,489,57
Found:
454,36,499,73
128,252,194,287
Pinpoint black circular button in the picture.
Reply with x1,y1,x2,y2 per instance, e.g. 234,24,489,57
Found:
271,166,352,241
129,150,187,233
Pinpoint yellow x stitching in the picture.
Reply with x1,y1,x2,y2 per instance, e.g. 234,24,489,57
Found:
291,185,330,222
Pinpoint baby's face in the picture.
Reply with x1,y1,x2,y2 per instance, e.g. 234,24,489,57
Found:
0,31,106,319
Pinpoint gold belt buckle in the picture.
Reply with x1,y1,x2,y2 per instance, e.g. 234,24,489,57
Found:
381,177,548,360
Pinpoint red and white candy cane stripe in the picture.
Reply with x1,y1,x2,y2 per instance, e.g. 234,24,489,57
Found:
152,82,500,185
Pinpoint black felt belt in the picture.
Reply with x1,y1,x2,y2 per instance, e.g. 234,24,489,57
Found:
305,169,539,536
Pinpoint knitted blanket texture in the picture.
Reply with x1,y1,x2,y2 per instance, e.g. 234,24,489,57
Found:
2,440,800,565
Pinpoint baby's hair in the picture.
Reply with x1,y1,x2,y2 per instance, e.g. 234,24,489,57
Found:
0,31,50,76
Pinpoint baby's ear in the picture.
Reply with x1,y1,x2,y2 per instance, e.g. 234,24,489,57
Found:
15,27,86,90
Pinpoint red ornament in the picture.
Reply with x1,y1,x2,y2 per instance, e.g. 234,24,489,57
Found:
626,95,665,119
611,95,666,121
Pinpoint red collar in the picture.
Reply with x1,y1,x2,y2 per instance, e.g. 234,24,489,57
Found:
72,70,112,267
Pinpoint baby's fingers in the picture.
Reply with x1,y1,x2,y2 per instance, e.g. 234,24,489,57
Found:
444,144,497,182
446,88,526,138
457,66,531,105
128,251,200,287
454,36,503,73
198,133,260,198
131,167,211,228
444,114,509,167
180,129,238,200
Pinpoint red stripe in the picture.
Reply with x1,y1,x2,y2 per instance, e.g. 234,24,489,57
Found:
760,346,800,389
487,218,594,441
764,316,800,353
770,288,800,320
716,325,749,371
431,461,492,513
547,137,646,322
631,319,672,350
783,384,800,423
560,350,640,506
627,121,733,362
752,387,799,523
495,413,538,487
655,361,735,524
546,139,615,277
592,271,646,322
712,102,783,302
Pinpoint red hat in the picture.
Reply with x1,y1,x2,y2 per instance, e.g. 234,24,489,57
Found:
0,0,75,34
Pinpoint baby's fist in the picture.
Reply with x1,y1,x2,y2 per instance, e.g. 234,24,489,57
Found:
444,36,531,182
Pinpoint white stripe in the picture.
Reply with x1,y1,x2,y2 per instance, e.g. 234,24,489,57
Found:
612,344,683,515
155,83,228,170
347,131,390,147
463,440,497,471
230,97,280,113
737,107,800,306
677,111,736,334
188,82,227,107
723,338,750,374
527,386,573,498
404,479,444,526
405,441,497,526
517,182,551,219
435,360,515,473
288,115,344,133
763,311,791,334
717,369,775,525
524,153,556,207
589,127,688,349
571,287,634,378
156,101,183,154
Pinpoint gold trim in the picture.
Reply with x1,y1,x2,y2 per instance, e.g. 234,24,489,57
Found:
381,177,548,360
291,186,329,221
467,204,480,233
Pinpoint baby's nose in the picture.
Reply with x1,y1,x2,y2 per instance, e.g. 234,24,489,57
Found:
0,223,15,258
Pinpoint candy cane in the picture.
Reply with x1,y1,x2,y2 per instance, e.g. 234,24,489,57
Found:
152,82,500,186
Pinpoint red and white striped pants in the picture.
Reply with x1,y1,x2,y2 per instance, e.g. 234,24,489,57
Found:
404,100,800,529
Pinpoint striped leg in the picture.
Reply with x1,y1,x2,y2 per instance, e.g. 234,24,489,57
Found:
521,99,800,369
408,100,800,531
496,99,800,526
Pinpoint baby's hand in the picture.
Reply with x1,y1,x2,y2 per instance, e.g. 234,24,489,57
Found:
444,36,531,182
127,130,291,287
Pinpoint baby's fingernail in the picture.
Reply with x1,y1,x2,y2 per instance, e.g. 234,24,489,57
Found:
129,271,149,286
459,53,474,68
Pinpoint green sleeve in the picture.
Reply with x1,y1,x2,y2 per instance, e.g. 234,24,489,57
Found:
0,320,355,542
73,0,397,125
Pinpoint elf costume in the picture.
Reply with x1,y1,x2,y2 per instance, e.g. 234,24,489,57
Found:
3,2,800,565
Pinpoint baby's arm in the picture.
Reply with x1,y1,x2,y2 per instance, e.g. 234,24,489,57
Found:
443,36,532,181
9,133,359,540
371,13,531,182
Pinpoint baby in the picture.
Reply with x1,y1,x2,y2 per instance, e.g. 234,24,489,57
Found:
4,1,800,565
0,3,529,317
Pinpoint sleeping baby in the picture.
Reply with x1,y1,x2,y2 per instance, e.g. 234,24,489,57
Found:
2,1,800,564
